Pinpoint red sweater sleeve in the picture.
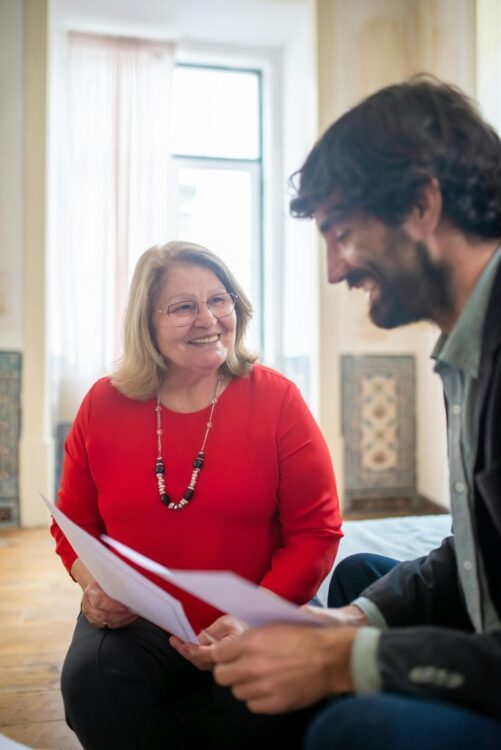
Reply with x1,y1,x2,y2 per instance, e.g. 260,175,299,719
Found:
259,381,342,602
50,383,104,575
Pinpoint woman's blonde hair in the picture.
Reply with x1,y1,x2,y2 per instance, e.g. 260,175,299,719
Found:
111,241,257,399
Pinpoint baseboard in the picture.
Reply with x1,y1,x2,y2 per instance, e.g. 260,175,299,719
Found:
343,493,449,520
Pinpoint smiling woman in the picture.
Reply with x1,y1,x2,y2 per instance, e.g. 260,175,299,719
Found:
153,263,238,389
49,240,342,750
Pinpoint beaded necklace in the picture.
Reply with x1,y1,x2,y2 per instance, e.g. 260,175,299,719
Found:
155,377,222,510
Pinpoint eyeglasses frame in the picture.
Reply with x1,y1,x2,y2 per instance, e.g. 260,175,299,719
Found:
156,292,238,327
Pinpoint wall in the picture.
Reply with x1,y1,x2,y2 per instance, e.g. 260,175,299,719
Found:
0,0,54,527
476,0,501,133
315,0,476,508
21,0,54,526
0,0,24,350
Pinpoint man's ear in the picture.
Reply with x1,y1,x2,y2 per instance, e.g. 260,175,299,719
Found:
403,177,442,241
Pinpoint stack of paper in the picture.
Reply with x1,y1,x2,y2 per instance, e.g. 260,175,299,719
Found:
43,496,323,643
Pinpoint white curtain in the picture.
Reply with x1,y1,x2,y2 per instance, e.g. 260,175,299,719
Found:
51,33,175,423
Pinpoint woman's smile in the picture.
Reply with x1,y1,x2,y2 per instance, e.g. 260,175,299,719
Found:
187,333,221,346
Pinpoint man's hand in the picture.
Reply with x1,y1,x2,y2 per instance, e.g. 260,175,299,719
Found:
169,614,246,671
213,623,358,714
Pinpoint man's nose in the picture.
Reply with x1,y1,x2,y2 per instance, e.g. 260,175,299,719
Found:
326,242,349,284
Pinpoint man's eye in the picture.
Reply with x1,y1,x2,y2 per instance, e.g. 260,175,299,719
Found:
335,230,350,243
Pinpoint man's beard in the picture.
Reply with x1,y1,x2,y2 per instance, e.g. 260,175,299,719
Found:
348,232,452,329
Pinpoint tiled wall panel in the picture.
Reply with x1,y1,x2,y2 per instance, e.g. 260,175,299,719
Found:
0,351,22,526
341,354,416,513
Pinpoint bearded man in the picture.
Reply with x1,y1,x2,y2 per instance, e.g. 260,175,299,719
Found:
213,77,501,750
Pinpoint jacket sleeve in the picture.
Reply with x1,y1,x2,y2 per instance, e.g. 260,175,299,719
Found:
377,625,501,719
357,538,501,718
360,536,472,629
259,382,343,603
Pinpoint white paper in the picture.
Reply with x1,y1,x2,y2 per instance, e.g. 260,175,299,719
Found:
43,495,197,643
102,535,324,629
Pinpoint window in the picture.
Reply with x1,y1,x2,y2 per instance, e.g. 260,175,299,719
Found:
169,64,263,352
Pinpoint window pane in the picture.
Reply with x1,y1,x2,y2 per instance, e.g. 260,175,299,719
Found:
171,67,260,159
174,166,255,294
172,165,260,351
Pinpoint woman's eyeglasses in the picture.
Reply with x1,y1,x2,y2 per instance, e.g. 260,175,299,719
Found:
156,292,237,327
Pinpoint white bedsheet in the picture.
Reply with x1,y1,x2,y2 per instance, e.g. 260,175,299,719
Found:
317,514,452,605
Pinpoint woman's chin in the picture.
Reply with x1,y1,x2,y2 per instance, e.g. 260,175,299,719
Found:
187,349,227,372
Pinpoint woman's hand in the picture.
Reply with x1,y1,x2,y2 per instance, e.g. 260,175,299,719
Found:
81,579,138,629
169,614,247,671
71,558,138,629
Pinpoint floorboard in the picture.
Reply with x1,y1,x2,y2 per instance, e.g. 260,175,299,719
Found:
0,527,82,750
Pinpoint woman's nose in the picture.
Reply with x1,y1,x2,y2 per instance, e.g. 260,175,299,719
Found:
194,301,217,325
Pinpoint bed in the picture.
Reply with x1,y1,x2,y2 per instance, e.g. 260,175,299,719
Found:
317,513,452,606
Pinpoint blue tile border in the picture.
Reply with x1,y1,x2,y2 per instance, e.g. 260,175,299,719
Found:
55,421,72,494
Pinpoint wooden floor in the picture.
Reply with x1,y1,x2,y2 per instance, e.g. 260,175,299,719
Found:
0,527,83,750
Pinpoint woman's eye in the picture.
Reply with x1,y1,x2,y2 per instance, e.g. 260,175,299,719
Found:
171,302,195,314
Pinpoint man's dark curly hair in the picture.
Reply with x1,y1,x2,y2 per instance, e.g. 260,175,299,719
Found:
290,75,501,239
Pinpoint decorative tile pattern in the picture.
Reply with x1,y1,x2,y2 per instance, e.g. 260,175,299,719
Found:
341,355,416,512
0,351,22,526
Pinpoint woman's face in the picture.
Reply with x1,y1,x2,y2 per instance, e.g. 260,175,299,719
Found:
152,262,237,379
